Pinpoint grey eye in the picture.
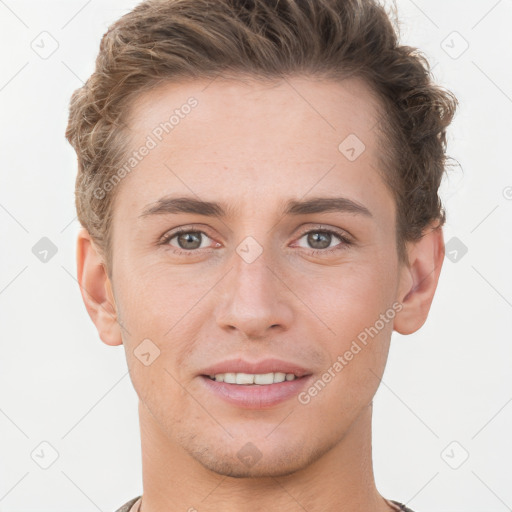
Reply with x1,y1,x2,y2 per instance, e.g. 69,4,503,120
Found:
296,230,342,251
306,231,333,249
169,231,210,250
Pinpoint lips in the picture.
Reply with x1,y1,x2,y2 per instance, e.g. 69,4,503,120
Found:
199,358,312,379
197,358,314,408
198,372,314,409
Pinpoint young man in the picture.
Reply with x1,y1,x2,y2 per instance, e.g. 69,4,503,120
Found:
65,0,457,510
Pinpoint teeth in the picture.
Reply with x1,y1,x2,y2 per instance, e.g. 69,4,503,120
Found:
209,372,298,384
254,372,278,384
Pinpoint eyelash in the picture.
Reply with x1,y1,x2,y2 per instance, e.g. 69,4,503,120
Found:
158,225,353,257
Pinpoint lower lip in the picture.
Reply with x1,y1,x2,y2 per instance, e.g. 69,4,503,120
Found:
198,375,313,409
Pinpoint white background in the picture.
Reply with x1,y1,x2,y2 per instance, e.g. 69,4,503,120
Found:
0,0,511,511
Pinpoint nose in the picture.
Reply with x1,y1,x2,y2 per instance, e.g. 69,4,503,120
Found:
214,243,294,340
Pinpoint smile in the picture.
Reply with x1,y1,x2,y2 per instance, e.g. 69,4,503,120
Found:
205,372,298,384
199,373,313,409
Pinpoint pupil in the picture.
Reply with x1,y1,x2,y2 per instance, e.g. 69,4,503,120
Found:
179,232,201,249
308,232,330,249
176,231,331,251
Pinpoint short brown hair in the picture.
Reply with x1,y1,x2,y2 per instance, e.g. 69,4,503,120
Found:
65,0,457,275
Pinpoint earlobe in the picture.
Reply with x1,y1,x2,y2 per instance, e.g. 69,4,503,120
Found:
76,228,123,346
393,225,445,335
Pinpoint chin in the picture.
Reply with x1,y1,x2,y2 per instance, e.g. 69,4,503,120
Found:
192,452,309,479
184,434,329,479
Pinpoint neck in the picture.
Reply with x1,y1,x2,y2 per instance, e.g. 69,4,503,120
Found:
137,401,392,512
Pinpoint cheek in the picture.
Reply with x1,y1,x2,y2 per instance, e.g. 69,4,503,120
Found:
114,264,202,394
294,258,397,396
295,256,398,335
115,259,200,331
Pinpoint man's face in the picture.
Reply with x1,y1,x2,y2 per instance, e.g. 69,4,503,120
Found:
108,76,406,477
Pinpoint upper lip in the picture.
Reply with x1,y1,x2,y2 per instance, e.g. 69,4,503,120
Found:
199,358,312,378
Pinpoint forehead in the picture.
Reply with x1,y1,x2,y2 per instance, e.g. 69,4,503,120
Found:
116,75,392,218
126,74,383,153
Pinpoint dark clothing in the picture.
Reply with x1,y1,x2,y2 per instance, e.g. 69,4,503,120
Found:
114,495,417,511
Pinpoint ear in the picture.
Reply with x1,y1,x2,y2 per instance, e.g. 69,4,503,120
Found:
76,228,122,346
394,224,445,335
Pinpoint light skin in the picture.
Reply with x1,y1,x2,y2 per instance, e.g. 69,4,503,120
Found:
76,75,444,512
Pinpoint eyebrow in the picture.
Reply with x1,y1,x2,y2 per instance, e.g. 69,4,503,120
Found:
139,195,373,219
